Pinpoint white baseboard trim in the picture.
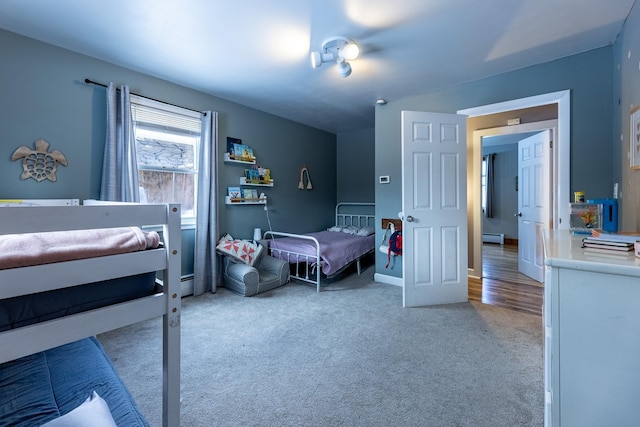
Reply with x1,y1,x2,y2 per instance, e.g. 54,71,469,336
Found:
374,273,403,287
180,276,194,297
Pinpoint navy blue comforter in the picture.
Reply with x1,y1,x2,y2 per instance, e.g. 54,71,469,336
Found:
0,337,148,426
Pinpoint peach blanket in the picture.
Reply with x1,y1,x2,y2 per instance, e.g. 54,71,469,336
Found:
0,227,160,270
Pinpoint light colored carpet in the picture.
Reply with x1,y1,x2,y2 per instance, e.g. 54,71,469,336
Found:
99,268,543,426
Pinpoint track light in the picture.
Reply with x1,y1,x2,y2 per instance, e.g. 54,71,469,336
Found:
336,57,352,78
310,36,360,78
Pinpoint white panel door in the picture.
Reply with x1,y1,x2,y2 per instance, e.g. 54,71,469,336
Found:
402,111,468,308
517,131,550,283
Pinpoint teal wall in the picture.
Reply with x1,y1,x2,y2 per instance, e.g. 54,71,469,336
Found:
336,128,375,203
0,29,338,276
375,47,615,278
614,2,640,231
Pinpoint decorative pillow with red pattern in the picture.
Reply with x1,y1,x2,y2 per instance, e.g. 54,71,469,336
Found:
216,234,263,266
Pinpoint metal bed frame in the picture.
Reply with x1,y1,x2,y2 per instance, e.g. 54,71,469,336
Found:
264,202,375,292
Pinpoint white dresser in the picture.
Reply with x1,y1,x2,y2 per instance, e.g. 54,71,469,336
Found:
543,229,640,426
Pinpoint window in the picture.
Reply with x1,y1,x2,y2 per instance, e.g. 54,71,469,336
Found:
481,155,487,214
130,95,201,219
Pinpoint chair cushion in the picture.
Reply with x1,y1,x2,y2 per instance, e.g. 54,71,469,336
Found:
216,235,263,266
222,255,288,296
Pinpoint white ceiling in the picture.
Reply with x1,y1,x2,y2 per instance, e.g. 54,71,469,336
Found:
0,0,635,134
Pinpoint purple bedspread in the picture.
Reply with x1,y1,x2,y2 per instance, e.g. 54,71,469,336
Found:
269,231,374,275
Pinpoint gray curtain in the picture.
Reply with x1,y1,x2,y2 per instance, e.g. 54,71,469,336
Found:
100,83,140,202
194,111,219,295
485,153,495,218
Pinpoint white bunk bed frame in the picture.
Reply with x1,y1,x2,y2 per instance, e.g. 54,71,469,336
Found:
0,203,181,427
265,202,375,292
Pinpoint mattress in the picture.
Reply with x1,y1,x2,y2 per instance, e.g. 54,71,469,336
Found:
0,272,157,332
269,230,375,275
0,226,160,332
0,337,149,427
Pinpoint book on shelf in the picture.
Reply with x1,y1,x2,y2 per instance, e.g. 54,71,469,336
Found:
233,144,255,161
227,137,242,155
242,188,258,200
244,165,271,184
245,167,260,182
227,186,241,199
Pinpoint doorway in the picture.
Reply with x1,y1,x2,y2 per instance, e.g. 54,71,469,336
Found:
459,90,570,280
481,131,546,285
479,126,555,284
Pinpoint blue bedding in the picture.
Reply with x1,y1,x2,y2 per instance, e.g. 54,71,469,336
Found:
0,272,156,332
0,337,149,427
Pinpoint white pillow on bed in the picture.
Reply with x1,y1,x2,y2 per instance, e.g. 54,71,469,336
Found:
341,226,359,235
356,226,375,236
41,391,117,427
327,225,374,236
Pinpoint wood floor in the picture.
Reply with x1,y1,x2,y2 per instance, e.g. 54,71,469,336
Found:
468,243,544,316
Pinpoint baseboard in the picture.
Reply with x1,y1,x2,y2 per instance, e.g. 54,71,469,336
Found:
504,238,518,245
180,275,194,297
482,233,504,244
374,273,403,287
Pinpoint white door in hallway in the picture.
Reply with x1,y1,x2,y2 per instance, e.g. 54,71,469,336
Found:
402,111,468,308
517,131,550,283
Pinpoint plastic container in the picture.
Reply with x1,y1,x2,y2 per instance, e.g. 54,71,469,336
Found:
569,203,602,234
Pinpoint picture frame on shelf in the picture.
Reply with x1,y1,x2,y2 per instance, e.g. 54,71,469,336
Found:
242,188,258,200
227,186,241,199
244,165,271,184
233,144,255,161
630,105,640,169
245,167,260,182
227,137,242,156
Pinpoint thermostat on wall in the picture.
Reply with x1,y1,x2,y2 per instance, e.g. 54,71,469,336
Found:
379,175,390,184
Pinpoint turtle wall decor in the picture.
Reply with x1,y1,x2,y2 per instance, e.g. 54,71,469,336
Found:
11,139,68,182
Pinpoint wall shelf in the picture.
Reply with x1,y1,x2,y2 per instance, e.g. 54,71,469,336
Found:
225,196,267,205
224,152,256,165
240,177,274,187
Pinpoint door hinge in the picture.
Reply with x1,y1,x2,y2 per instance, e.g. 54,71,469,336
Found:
550,140,553,149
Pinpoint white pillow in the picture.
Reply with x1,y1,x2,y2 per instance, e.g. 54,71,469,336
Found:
327,226,343,232
341,226,359,235
41,391,117,427
356,226,375,236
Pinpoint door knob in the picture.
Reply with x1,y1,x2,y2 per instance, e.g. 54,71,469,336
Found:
514,212,522,217
406,215,416,222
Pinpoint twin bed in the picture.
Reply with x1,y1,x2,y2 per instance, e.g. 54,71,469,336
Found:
265,202,375,292
0,202,181,426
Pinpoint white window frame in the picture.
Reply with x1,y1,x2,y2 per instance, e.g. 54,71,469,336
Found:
481,155,487,215
130,94,201,226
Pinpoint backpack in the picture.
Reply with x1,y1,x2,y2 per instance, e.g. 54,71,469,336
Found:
386,230,402,268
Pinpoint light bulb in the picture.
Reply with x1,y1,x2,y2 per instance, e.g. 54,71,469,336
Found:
310,51,321,68
342,42,360,61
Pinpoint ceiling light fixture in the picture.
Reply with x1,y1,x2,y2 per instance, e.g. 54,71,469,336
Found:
310,36,360,78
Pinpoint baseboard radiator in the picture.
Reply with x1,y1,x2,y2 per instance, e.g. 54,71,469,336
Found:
482,233,504,244
180,274,194,297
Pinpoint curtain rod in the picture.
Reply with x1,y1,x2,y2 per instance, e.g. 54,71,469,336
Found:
84,78,206,116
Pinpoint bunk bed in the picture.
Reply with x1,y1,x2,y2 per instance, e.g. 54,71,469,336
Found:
0,202,181,427
264,202,375,292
